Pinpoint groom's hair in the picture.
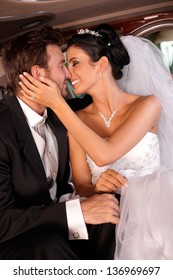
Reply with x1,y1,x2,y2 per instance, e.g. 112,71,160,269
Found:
2,25,65,94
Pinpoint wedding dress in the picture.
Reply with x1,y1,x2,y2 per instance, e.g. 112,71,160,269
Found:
86,132,173,259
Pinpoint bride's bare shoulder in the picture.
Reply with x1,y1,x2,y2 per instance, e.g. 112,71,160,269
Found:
124,93,160,108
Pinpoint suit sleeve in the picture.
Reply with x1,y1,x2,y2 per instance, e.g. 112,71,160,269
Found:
0,139,68,243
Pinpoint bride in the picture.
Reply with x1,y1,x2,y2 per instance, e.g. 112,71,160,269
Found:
19,23,173,259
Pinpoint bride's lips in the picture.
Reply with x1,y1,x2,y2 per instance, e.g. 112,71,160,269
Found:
71,79,80,88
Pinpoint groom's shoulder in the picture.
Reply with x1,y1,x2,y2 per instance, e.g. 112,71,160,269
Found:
66,94,93,112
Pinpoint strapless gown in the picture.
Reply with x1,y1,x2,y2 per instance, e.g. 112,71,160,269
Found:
86,132,173,259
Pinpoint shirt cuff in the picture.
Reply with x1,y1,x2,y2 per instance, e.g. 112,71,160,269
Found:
66,198,88,240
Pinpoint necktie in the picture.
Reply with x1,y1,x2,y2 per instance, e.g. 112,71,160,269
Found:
33,117,57,191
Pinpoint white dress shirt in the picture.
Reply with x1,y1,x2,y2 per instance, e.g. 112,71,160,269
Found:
17,97,88,240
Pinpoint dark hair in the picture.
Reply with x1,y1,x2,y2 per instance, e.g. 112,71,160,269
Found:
0,85,6,99
67,23,130,80
1,25,65,94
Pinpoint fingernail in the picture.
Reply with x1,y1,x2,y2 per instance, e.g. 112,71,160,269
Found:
124,183,128,188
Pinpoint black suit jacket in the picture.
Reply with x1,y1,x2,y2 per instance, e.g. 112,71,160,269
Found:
0,94,92,244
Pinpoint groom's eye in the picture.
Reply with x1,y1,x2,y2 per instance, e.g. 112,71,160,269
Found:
58,63,64,68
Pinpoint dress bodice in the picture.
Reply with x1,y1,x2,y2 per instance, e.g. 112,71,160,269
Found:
86,132,160,185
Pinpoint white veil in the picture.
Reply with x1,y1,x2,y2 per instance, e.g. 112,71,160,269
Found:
118,36,173,168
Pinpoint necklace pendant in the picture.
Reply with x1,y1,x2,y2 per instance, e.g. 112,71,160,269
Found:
96,90,122,128
98,110,117,128
105,122,111,128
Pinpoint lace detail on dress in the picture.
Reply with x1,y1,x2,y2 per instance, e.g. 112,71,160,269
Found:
86,132,160,184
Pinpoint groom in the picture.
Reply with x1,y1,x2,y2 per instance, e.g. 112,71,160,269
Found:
0,25,119,259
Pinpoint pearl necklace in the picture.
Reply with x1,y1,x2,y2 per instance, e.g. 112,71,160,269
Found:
96,91,122,128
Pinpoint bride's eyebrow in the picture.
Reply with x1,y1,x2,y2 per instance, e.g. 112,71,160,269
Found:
68,57,78,63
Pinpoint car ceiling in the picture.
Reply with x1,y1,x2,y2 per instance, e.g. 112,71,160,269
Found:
1,0,173,43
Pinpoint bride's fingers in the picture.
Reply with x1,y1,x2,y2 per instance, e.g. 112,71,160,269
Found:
38,76,57,88
106,169,128,187
19,77,38,96
20,89,36,100
18,78,39,101
19,73,43,92
18,81,35,100
22,72,56,89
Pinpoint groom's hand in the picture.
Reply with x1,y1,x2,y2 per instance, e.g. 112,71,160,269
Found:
81,193,120,225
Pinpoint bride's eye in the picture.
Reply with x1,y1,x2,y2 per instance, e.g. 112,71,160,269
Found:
72,60,79,67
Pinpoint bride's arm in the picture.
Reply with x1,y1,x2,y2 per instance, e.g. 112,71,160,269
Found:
19,73,161,166
69,133,127,197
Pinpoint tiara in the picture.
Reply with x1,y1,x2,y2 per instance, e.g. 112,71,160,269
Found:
77,29,102,37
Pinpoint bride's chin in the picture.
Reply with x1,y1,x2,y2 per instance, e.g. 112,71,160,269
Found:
73,89,84,96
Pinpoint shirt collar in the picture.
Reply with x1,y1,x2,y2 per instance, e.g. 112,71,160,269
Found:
17,97,47,128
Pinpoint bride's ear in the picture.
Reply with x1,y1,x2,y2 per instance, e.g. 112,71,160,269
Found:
99,56,109,72
31,65,46,79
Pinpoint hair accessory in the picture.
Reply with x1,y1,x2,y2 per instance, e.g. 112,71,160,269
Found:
77,29,102,37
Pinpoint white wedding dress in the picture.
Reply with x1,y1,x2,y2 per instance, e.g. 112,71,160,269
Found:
86,132,173,259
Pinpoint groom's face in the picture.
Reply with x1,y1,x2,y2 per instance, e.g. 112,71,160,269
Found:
45,44,71,98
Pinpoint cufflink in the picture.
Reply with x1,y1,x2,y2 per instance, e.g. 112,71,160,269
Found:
72,232,80,239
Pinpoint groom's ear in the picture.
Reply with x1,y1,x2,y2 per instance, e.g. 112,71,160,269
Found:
31,65,46,79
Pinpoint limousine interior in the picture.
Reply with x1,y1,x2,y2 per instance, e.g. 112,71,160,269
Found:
0,1,173,262
0,0,173,89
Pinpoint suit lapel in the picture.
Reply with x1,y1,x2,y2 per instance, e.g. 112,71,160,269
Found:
6,95,47,183
6,95,69,195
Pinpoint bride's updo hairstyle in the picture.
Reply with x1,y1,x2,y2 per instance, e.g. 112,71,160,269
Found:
67,23,130,80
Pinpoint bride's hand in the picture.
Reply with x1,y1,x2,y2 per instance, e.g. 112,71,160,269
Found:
19,72,64,109
94,169,128,194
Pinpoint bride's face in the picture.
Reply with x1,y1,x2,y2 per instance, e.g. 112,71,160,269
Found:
67,46,101,95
